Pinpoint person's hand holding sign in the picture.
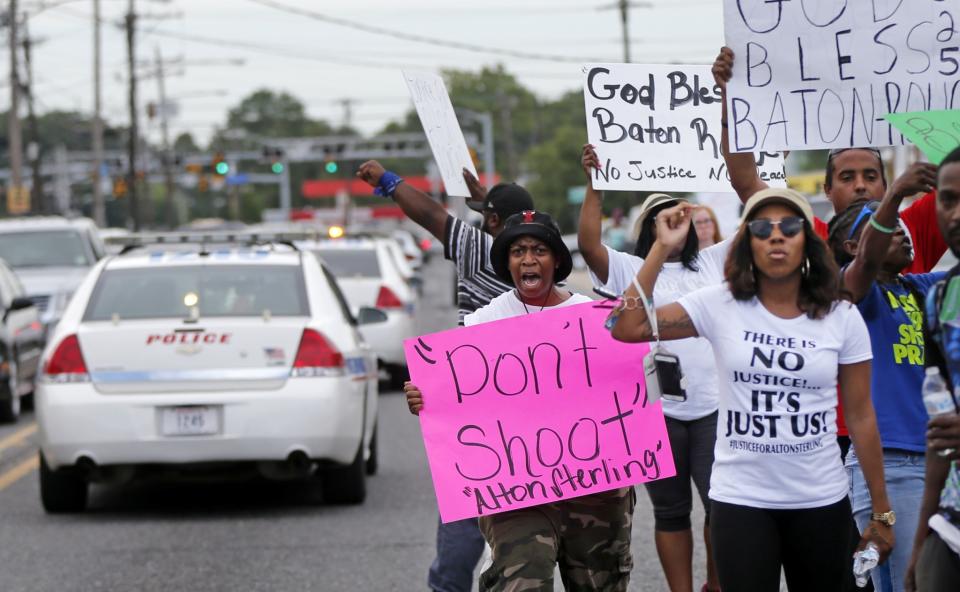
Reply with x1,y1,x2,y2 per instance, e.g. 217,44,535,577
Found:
581,143,601,181
404,381,424,415
462,168,488,205
711,46,734,91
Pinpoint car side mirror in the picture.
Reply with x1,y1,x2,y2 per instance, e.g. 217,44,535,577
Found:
4,296,33,321
356,306,388,326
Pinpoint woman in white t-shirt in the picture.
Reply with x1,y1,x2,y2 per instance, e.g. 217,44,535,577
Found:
579,143,724,592
611,188,893,592
405,210,635,592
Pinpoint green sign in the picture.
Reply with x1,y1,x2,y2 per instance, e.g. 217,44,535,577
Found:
885,110,960,164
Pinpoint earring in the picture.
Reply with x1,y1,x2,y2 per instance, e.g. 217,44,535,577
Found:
801,257,810,278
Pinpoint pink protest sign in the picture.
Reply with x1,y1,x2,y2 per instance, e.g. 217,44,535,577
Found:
404,300,675,523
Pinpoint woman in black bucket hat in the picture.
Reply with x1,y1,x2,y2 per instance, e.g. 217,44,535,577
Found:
405,210,636,591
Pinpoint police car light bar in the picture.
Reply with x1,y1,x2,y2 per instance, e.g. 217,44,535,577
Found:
106,230,330,252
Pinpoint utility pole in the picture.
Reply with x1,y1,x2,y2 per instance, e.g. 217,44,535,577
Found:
21,19,44,213
598,1,652,63
154,46,175,228
338,98,354,130
8,0,24,209
618,0,630,63
457,108,495,186
91,0,105,226
495,88,517,180
125,0,140,230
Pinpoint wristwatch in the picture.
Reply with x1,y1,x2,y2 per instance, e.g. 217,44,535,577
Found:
870,510,897,526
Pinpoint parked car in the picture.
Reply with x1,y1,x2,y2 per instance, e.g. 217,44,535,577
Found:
0,259,44,422
303,236,418,386
391,229,424,271
98,228,132,256
0,217,105,337
36,234,382,512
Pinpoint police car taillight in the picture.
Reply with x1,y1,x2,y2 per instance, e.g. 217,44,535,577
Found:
291,329,344,377
376,286,403,309
43,334,90,383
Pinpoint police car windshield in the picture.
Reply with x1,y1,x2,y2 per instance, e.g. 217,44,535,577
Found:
84,265,308,321
314,249,381,278
0,230,93,268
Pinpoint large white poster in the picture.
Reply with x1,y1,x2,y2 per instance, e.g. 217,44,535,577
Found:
403,71,478,197
723,0,960,153
583,64,786,193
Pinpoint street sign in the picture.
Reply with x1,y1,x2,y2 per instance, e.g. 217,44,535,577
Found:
567,186,586,204
225,174,249,186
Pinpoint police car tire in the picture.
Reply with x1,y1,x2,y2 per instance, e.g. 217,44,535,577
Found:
39,453,88,513
323,446,366,504
0,358,20,423
365,423,378,476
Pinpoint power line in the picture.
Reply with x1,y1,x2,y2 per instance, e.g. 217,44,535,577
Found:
243,0,602,63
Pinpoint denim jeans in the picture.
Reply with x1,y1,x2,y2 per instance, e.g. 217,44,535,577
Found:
428,516,485,592
846,449,925,592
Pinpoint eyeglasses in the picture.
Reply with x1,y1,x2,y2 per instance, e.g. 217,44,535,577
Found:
693,218,714,227
747,217,805,240
846,201,880,239
827,147,884,164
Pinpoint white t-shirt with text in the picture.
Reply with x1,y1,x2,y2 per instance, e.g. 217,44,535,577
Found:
590,239,730,420
678,284,872,510
464,290,593,327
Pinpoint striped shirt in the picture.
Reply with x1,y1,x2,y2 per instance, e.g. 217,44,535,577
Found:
444,215,512,325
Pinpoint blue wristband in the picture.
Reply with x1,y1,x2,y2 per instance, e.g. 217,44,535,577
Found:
374,171,404,198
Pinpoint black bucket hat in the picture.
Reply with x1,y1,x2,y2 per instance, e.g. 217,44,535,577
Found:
490,210,573,285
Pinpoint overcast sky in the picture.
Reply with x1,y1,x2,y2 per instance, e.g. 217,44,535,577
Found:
23,0,724,145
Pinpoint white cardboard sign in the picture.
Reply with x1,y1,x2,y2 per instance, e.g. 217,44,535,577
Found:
723,0,960,153
403,71,477,197
582,63,786,193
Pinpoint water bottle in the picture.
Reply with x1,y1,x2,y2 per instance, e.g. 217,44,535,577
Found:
922,367,957,457
852,542,879,588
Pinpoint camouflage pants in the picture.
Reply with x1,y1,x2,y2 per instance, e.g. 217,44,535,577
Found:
477,487,635,592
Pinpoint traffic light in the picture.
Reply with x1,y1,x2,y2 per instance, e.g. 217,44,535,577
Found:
260,146,286,174
324,160,338,174
211,152,229,176
197,175,209,192
262,146,285,174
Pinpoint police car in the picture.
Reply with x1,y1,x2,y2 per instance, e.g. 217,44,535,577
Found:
301,236,418,386
35,233,382,512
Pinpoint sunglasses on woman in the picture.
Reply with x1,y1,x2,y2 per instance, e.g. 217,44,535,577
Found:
747,216,805,240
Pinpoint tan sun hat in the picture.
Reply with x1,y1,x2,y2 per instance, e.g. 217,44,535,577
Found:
632,193,687,238
740,187,815,225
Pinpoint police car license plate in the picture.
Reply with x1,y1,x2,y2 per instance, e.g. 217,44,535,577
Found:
160,406,220,437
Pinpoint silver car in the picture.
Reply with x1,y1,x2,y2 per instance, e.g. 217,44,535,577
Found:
0,217,105,337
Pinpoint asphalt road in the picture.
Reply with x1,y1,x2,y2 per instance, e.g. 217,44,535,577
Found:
0,256,710,592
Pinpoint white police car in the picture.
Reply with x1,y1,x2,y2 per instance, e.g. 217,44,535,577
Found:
301,236,418,386
35,234,382,512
